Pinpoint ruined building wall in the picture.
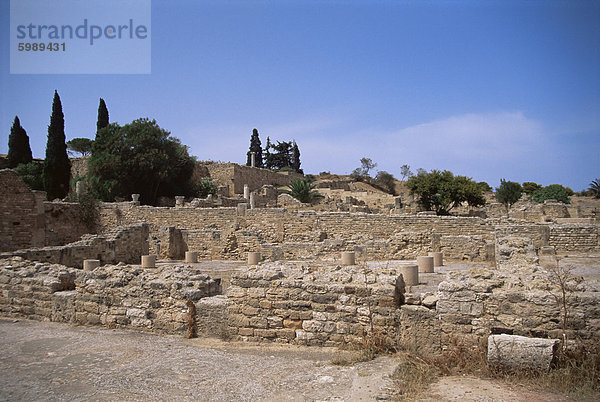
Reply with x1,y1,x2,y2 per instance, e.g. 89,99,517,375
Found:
204,163,303,196
0,258,220,335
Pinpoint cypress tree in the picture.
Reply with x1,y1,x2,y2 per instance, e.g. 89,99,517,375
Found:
291,141,301,173
246,128,264,168
264,136,272,169
7,116,33,168
96,98,109,133
43,90,71,200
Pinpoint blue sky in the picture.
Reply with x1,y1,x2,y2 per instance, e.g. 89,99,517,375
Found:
1,0,599,191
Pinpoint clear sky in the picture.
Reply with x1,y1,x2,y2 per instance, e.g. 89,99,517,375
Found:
1,0,599,191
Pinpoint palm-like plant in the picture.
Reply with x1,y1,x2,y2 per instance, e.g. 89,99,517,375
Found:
589,178,600,198
282,179,323,203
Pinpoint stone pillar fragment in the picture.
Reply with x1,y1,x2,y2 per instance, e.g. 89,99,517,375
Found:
249,192,256,209
488,334,560,371
83,259,100,271
185,251,198,263
247,252,261,265
428,252,443,267
141,254,156,268
417,256,434,273
244,184,249,199
175,196,185,207
400,263,419,286
341,251,355,266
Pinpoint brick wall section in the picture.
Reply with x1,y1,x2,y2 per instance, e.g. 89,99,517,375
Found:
549,224,600,252
204,163,303,196
0,224,149,268
0,257,220,335
0,169,45,251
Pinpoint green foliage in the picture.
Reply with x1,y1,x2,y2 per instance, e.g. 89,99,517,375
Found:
304,174,316,183
97,98,109,133
589,179,600,199
291,141,302,173
531,184,571,204
87,118,196,205
565,187,574,197
282,179,323,204
67,138,93,157
522,181,542,195
478,181,492,192
374,171,396,195
7,116,33,168
246,128,263,168
495,179,523,208
197,177,217,198
263,137,302,173
406,170,485,215
13,162,44,190
43,90,71,200
400,164,413,181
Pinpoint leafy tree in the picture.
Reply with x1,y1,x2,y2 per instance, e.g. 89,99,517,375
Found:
266,140,293,170
375,171,396,195
7,116,33,168
522,181,542,195
400,164,413,181
351,157,377,182
87,118,196,204
246,128,263,168
565,187,574,197
263,137,272,168
589,178,600,199
406,170,485,215
198,177,217,198
531,184,571,204
282,179,323,203
14,162,44,190
67,138,94,156
291,141,302,173
478,181,492,192
495,179,523,209
43,90,71,200
97,98,109,133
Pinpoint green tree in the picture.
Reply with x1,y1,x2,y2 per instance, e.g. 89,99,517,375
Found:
406,170,484,215
87,118,196,204
589,178,600,199
531,184,571,204
495,179,523,209
7,116,33,168
282,179,323,203
14,162,44,190
263,136,272,168
291,141,302,173
267,140,293,170
43,90,71,200
246,128,264,168
478,181,492,192
522,181,542,195
400,164,413,181
97,98,109,133
375,171,396,195
67,138,94,156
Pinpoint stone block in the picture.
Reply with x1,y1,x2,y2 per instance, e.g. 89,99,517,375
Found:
487,334,560,371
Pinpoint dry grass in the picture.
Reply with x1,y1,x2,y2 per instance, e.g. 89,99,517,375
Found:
332,328,396,366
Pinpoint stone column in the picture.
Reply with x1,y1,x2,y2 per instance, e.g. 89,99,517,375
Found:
249,192,256,209
185,251,198,263
141,254,156,268
400,263,419,286
247,252,261,265
417,256,434,273
243,184,249,200
250,152,256,167
175,196,185,207
341,251,356,266
83,259,100,271
428,251,443,267
237,203,247,216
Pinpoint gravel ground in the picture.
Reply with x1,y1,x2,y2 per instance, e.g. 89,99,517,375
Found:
0,319,397,401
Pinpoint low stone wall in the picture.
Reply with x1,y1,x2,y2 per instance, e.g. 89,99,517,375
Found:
225,261,400,346
0,257,220,335
549,224,599,252
0,224,149,268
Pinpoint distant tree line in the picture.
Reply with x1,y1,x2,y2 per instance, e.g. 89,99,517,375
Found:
245,128,303,173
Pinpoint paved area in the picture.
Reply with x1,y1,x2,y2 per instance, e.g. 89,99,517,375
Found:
0,319,397,401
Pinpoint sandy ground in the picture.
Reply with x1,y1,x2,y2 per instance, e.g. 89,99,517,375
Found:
0,318,580,401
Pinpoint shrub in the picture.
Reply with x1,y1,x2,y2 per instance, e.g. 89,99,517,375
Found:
13,162,44,191
495,179,523,208
282,179,323,203
531,184,571,204
522,181,542,195
374,171,396,195
197,177,217,198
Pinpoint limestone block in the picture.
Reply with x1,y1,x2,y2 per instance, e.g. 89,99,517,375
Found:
247,252,261,266
341,251,355,266
83,259,100,271
487,334,560,371
141,255,156,268
185,251,198,263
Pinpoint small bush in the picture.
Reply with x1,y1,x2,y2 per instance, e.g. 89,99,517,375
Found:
197,177,217,198
531,184,571,204
13,161,44,191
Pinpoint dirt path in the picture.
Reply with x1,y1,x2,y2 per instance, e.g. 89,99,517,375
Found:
0,319,575,401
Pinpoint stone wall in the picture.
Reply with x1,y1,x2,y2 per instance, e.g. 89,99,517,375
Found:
224,261,400,346
0,257,220,335
0,169,45,251
204,163,303,196
549,224,599,252
44,201,90,246
0,224,149,268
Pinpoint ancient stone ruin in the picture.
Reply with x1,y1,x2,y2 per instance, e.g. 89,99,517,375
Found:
1,166,599,366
